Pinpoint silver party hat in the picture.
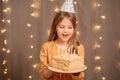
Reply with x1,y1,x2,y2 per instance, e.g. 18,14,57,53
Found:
60,0,75,13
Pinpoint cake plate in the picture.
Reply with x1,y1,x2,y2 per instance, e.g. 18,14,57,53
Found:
48,66,87,73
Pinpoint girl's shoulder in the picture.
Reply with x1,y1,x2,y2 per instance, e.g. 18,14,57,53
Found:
76,41,84,48
41,41,55,47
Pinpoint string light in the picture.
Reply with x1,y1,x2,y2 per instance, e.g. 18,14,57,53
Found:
102,77,106,80
30,35,33,38
95,56,101,61
3,7,11,13
99,36,102,40
4,40,7,45
1,29,7,33
3,68,8,74
116,62,120,70
100,15,106,19
2,19,5,22
28,75,32,79
6,49,10,53
74,1,77,4
93,42,101,49
30,45,34,48
29,55,33,59
33,64,37,68
2,48,6,51
54,7,59,12
30,11,39,17
47,29,50,36
6,20,11,24
97,4,101,7
3,60,7,65
118,41,120,48
76,31,80,36
27,23,32,27
50,0,54,1
2,0,8,2
30,4,35,8
95,66,102,71
93,25,101,32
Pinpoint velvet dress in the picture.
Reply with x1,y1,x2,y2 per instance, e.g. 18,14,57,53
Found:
39,41,85,80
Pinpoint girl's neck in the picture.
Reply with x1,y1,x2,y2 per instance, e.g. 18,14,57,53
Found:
56,39,67,47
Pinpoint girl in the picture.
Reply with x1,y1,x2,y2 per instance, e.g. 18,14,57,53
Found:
39,11,85,80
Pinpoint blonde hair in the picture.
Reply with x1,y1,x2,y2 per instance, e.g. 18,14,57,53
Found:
48,11,79,51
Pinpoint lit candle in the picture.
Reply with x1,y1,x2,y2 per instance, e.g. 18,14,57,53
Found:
74,49,76,54
71,45,73,54
78,46,80,56
68,47,70,58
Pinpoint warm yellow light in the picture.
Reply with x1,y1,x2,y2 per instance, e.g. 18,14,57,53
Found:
95,56,101,60
50,0,54,1
30,3,40,8
29,56,33,59
74,1,77,4
30,11,39,17
30,45,34,48
4,40,7,45
30,4,35,8
76,31,80,36
27,23,31,27
95,66,101,71
1,29,6,33
31,13,35,16
47,29,50,36
5,69,8,71
6,49,10,53
54,7,59,12
30,35,33,38
3,60,6,65
7,78,11,80
29,75,32,79
101,15,106,19
2,19,5,22
97,45,101,48
99,36,102,40
97,4,101,7
3,68,8,74
3,71,7,74
76,21,78,24
93,25,101,32
33,64,37,68
2,0,8,2
118,41,120,48
2,48,6,51
102,77,106,80
3,7,11,13
116,62,120,70
93,42,101,49
7,20,11,23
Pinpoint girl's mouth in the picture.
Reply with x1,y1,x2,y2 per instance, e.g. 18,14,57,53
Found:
62,34,69,37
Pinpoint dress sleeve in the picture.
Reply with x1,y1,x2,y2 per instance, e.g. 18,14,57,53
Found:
39,43,48,79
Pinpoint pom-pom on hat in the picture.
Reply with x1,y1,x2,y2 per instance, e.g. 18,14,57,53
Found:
60,0,75,13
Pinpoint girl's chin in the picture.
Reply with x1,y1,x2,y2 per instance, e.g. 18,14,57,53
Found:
61,39,69,42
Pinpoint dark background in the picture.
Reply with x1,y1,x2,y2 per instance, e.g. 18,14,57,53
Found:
0,0,120,80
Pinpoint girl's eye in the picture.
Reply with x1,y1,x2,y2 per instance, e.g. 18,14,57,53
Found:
59,26,64,28
68,26,73,29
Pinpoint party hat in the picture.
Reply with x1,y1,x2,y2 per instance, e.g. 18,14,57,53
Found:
60,0,75,13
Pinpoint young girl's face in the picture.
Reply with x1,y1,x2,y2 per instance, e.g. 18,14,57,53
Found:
56,17,74,44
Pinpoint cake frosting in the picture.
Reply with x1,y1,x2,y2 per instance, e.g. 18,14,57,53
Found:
50,53,84,71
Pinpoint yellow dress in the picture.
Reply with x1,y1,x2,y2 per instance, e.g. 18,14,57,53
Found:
39,41,85,80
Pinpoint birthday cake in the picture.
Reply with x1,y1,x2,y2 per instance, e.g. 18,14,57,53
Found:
50,53,85,71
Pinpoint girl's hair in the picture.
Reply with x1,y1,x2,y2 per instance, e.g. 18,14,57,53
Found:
48,11,79,51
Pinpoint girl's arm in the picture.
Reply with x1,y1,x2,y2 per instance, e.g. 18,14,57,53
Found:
39,43,53,79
